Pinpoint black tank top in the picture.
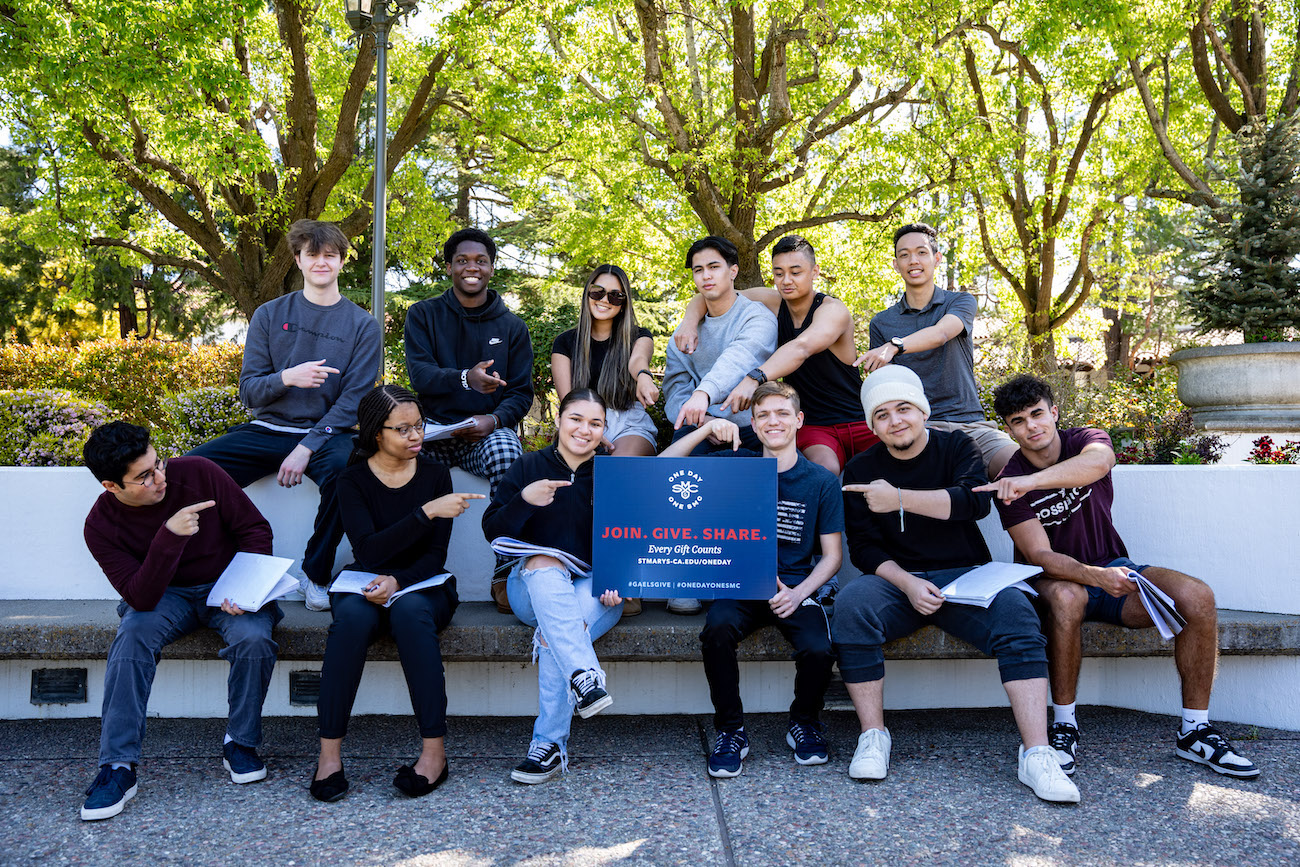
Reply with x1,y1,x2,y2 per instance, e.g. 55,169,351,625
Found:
778,293,864,426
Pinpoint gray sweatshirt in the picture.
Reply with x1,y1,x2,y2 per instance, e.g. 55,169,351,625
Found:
664,293,777,428
237,291,382,453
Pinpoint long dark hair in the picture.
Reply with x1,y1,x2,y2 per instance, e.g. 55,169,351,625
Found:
350,384,424,465
572,264,640,411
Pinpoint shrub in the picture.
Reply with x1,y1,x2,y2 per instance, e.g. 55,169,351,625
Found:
0,389,109,466
1246,436,1300,465
153,387,253,457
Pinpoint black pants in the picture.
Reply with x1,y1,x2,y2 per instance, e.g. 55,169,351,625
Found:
700,597,834,732
317,578,458,739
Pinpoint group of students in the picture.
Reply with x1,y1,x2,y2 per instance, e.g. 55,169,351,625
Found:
74,219,1259,821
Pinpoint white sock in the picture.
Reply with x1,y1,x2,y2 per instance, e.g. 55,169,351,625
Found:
1053,702,1077,728
223,733,234,745
1181,708,1209,735
110,762,132,771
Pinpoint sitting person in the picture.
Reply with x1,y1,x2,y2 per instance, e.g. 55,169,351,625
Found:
482,388,623,785
981,374,1258,779
311,385,483,802
81,422,280,821
833,365,1080,803
673,235,875,475
663,382,841,777
189,219,382,611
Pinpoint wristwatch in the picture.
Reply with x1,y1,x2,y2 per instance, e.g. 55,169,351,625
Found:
890,337,906,355
746,368,768,384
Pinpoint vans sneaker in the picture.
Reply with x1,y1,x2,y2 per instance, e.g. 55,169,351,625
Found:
223,741,268,784
848,728,891,780
511,742,562,784
1019,745,1081,803
80,765,137,821
570,669,613,718
1049,722,1079,775
1175,723,1260,778
666,598,702,615
786,722,829,765
708,729,750,778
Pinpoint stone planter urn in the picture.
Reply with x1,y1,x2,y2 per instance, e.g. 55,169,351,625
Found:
1170,342,1300,430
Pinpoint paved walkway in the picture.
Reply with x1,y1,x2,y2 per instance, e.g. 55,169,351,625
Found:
2,708,1297,865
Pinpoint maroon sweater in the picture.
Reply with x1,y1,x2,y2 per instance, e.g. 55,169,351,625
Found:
83,456,274,611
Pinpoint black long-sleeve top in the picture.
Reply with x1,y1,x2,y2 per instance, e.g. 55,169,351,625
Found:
841,429,992,576
481,444,594,564
336,454,454,589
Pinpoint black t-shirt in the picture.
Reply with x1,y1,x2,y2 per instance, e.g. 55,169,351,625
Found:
552,327,653,390
336,454,454,588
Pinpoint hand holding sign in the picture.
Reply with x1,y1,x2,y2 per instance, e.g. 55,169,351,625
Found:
522,478,571,507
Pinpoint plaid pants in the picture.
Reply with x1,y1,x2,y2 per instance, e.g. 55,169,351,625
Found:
423,428,522,498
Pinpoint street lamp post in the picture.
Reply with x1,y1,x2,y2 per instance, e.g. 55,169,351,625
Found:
345,0,418,377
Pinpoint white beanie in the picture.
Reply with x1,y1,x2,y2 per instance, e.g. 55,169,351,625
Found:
860,365,931,433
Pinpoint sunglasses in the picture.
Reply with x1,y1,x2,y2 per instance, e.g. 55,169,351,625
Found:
587,286,627,306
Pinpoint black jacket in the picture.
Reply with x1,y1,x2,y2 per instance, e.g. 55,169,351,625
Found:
482,444,595,563
404,289,535,428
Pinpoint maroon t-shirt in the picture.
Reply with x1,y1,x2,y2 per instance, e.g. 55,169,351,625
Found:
994,427,1128,566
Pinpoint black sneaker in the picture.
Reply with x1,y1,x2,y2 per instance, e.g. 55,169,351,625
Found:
511,742,562,784
223,741,268,784
708,729,750,778
570,669,613,719
81,764,137,821
1176,723,1260,778
786,721,829,765
1049,722,1079,776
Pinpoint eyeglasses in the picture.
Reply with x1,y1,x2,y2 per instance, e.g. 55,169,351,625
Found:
123,458,168,487
383,424,424,439
587,286,627,306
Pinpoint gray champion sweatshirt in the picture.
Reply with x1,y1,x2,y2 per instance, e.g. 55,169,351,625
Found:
663,293,776,428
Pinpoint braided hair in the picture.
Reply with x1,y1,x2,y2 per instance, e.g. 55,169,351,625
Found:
350,384,424,465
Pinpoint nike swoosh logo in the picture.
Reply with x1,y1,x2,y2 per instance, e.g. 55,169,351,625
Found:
489,337,503,345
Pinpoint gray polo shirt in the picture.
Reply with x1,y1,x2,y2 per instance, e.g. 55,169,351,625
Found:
868,288,982,422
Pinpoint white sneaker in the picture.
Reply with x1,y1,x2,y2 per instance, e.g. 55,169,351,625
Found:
301,576,331,611
848,728,891,780
666,598,702,615
1019,745,1081,803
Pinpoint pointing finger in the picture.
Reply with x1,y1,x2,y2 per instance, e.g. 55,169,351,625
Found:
841,485,871,493
187,500,218,513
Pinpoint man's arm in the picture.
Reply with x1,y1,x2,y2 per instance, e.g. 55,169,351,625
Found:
237,306,291,411
1007,518,1133,597
662,340,698,423
771,531,841,618
673,288,781,353
404,301,462,397
84,519,190,612
723,298,853,412
859,293,975,370
301,315,382,453
978,440,1115,504
658,418,741,457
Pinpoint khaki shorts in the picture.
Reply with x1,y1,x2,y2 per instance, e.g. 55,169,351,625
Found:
926,419,1016,469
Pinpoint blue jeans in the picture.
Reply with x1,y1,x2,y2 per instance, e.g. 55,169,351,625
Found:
506,562,623,762
189,423,354,585
100,584,281,765
832,568,1047,684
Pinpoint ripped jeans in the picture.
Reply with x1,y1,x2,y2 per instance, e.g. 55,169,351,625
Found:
506,562,623,765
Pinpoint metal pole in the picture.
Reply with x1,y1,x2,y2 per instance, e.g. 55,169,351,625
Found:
369,5,390,381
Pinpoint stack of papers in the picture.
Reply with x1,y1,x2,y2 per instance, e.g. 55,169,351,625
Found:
1128,571,1186,640
424,418,477,442
489,537,592,578
328,570,453,608
206,552,297,612
939,562,1043,607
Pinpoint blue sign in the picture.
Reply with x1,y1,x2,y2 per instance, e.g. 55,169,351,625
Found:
592,456,777,600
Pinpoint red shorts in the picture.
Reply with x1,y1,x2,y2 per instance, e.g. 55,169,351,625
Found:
796,420,879,469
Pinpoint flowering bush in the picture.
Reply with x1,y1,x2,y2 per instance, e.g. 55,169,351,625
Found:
0,340,242,428
152,387,252,457
1246,436,1300,465
0,390,110,466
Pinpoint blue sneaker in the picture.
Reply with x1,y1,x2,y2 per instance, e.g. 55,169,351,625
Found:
223,741,268,784
81,765,137,821
786,721,829,765
708,729,750,778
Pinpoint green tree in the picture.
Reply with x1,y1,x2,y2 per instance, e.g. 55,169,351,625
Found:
0,0,471,318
